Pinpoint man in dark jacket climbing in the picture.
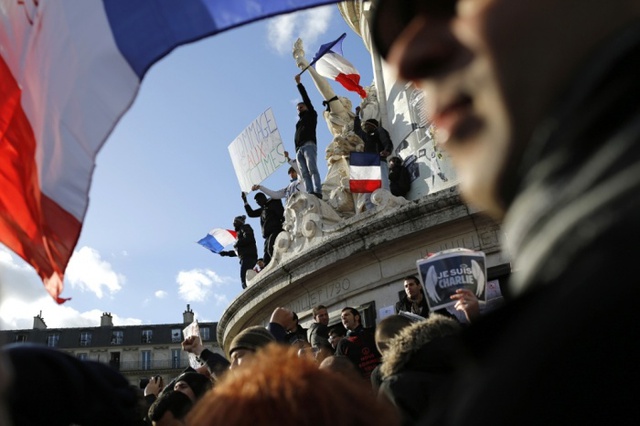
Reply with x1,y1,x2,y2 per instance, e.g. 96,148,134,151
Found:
219,215,258,289
242,191,284,266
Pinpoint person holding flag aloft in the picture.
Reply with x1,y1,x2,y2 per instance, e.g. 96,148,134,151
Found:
219,215,258,290
293,73,323,199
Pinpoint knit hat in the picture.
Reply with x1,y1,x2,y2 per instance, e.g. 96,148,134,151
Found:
228,326,275,357
365,118,379,128
233,215,246,225
175,371,212,399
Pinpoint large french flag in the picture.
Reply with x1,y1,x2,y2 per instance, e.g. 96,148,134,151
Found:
349,152,381,193
0,0,341,303
311,33,367,98
197,229,237,254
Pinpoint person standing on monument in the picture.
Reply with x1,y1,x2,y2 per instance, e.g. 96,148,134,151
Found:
294,73,323,199
242,191,284,267
354,106,394,191
219,215,258,290
251,151,304,203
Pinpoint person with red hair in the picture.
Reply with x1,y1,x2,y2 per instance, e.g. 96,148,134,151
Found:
186,344,399,426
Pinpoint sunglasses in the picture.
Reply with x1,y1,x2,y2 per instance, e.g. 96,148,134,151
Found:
372,0,457,60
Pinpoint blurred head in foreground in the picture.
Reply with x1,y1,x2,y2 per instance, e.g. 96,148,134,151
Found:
186,344,400,426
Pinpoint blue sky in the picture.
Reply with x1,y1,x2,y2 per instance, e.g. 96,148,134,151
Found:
0,5,375,330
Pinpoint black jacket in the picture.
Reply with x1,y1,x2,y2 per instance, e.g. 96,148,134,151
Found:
233,223,258,260
335,325,381,379
395,295,430,318
294,83,318,149
354,116,394,161
244,198,284,238
389,163,411,197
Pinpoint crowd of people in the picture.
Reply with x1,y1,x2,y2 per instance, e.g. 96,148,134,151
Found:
0,276,484,426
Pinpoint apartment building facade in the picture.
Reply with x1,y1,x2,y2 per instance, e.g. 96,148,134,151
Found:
0,304,220,386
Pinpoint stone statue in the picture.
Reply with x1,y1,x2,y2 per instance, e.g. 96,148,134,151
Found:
251,36,399,280
359,84,379,122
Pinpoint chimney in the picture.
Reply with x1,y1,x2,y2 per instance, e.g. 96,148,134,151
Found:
183,304,194,324
33,311,47,330
101,312,113,327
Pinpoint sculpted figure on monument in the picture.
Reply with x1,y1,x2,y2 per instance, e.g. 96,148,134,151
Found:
254,37,396,274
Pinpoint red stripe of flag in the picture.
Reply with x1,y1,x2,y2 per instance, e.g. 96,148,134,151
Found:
0,55,77,303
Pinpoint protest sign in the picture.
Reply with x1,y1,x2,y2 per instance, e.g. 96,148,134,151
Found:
416,248,487,311
183,320,203,369
228,108,286,192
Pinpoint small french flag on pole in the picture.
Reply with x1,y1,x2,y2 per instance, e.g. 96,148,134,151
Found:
349,152,382,193
197,229,238,254
312,33,367,98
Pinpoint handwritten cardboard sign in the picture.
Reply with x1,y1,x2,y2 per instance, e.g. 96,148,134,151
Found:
228,108,286,192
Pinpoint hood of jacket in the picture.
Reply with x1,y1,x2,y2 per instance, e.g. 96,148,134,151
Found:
380,314,461,379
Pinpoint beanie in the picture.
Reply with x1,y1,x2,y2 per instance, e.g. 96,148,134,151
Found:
365,118,379,128
175,371,212,399
233,215,246,225
228,326,275,357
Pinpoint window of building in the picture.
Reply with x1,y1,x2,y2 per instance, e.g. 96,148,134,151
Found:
171,349,181,369
46,333,60,347
77,353,88,360
111,330,123,345
200,327,210,341
79,331,92,346
110,352,121,370
141,350,152,370
171,329,182,343
15,334,27,343
141,329,152,344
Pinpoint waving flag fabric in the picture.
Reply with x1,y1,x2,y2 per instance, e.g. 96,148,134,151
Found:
312,33,367,98
198,229,238,254
0,0,340,303
349,152,382,193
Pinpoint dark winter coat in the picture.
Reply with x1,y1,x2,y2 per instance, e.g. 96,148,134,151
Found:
294,83,317,149
378,315,462,426
233,223,258,260
389,162,411,197
354,116,394,161
335,325,381,380
244,198,284,239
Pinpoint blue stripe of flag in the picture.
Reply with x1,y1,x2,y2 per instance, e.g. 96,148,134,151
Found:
103,0,343,78
198,234,226,253
350,151,380,167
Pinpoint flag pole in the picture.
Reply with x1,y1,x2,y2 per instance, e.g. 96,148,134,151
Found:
297,64,312,76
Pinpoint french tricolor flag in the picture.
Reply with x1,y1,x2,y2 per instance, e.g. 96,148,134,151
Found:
197,229,237,254
349,152,382,193
311,33,367,98
0,0,341,303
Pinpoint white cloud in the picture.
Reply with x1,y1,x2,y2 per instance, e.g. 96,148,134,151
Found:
267,6,334,55
155,290,168,299
0,246,140,330
66,246,125,299
176,269,231,303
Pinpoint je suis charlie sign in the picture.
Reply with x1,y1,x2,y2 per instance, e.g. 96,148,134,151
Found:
416,248,487,311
